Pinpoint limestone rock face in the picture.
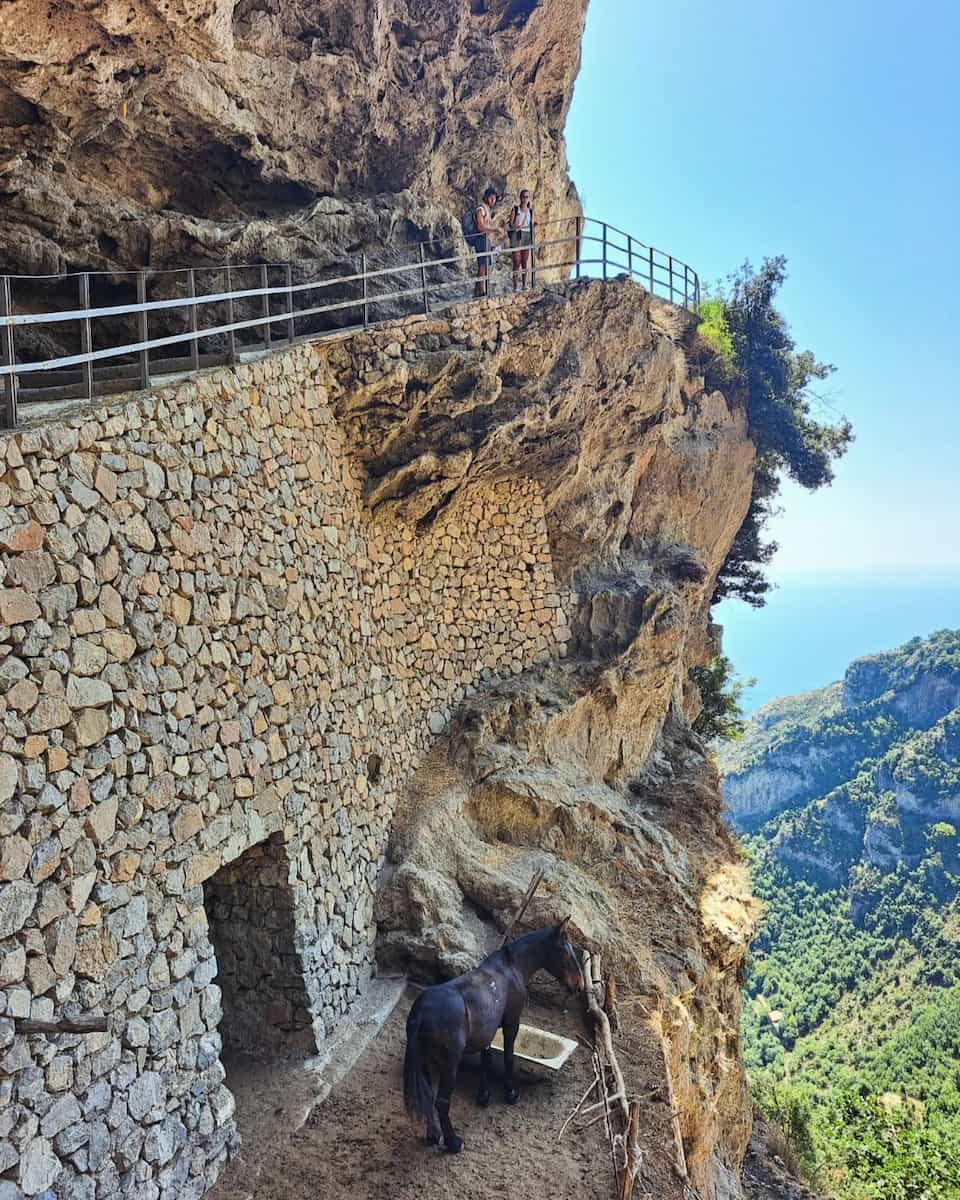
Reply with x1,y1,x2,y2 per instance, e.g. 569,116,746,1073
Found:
372,286,759,1199
332,282,753,589
0,0,585,275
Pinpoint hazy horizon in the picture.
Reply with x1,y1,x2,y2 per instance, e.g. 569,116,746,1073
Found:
715,567,960,711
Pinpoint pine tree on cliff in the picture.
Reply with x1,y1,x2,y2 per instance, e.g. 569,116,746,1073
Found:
697,257,853,606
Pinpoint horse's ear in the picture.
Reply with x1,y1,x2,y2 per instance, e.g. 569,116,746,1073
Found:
557,914,572,934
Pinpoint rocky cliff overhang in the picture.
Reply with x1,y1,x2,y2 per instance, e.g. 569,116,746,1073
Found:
329,280,752,587
0,0,586,275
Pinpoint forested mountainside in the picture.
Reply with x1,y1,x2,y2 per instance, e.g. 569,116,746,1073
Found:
722,630,960,1198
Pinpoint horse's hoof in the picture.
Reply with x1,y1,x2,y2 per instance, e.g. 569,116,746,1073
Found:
475,1089,491,1108
444,1135,464,1154
504,1087,520,1106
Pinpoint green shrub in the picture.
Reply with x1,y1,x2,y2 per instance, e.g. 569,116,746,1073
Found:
698,258,853,607
696,296,735,372
691,655,753,741
752,1078,818,1179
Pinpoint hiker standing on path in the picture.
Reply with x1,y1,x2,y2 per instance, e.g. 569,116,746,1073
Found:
468,187,500,298
508,189,534,291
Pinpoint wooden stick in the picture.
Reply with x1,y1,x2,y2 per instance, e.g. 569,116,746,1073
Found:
558,1073,600,1140
604,976,622,1035
579,1091,626,1118
16,1016,108,1035
595,1044,621,1193
579,1106,619,1132
582,952,629,1125
498,867,545,947
619,1100,642,1200
655,1014,690,1182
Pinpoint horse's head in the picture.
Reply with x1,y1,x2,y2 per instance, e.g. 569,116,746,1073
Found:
548,916,586,995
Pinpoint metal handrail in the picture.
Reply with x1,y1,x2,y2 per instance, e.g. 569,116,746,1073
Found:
0,215,700,428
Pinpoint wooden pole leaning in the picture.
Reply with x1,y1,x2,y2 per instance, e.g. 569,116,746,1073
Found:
498,867,545,949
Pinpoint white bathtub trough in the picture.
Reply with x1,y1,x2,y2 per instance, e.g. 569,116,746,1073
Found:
490,1023,579,1071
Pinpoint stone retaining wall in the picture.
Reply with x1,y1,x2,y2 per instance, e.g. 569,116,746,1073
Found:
0,300,569,1198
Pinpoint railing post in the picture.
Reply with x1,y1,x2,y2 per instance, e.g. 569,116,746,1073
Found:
683,265,689,311
225,265,237,363
418,243,429,314
0,276,18,430
360,253,369,328
602,222,608,280
530,216,538,288
285,264,295,343
260,264,271,350
187,269,200,372
668,256,674,306
648,245,654,295
79,274,93,400
136,271,150,389
627,235,633,277
575,215,582,279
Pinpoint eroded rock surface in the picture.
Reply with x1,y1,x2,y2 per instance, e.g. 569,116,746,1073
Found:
373,284,760,1199
0,0,585,276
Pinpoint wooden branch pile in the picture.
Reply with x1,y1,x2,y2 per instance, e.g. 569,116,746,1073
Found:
559,950,643,1199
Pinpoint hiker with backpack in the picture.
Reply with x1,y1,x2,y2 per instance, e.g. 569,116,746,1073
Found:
508,189,534,291
463,187,500,298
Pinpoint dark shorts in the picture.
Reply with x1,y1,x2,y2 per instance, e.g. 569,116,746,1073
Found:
469,232,493,268
509,229,532,250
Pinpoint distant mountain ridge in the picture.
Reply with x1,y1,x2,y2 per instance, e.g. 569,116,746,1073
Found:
720,631,960,882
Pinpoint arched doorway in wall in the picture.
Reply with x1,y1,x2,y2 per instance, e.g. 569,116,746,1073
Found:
204,832,316,1059
203,831,324,1183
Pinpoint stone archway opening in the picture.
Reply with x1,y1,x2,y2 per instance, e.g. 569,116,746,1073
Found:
204,833,316,1061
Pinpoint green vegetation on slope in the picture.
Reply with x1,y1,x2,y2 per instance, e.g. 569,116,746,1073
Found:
745,846,960,1198
734,630,960,1198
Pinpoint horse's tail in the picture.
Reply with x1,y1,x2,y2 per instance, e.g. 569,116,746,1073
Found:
403,1002,435,1121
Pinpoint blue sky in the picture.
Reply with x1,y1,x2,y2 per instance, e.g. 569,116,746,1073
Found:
566,0,960,574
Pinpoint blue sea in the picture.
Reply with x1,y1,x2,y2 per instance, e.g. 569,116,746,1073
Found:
714,570,960,712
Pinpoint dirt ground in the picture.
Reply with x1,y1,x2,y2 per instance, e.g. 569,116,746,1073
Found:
209,986,685,1200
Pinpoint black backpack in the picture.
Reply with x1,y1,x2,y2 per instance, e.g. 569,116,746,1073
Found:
462,207,479,238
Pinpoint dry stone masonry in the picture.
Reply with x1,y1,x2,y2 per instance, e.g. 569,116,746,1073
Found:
0,301,570,1198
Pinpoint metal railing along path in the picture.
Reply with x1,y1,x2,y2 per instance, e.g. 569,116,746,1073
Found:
0,216,700,429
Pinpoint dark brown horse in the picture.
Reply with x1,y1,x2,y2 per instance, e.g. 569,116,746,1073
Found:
403,921,585,1152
